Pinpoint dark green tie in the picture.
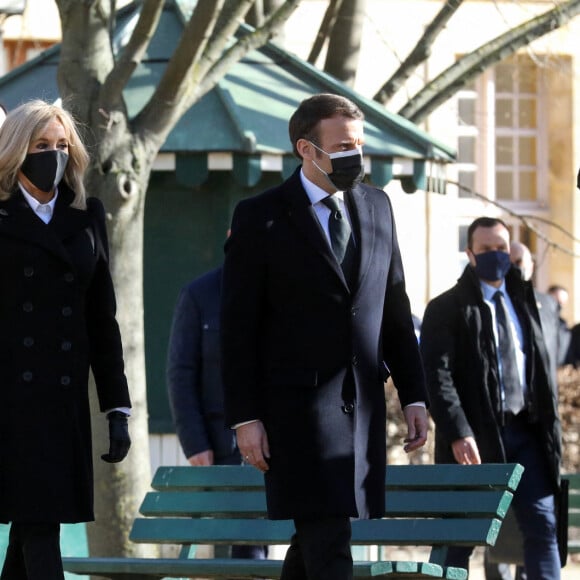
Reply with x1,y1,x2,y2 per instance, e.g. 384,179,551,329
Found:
493,290,525,415
322,195,352,265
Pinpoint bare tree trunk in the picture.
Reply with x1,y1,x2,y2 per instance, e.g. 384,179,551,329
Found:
323,0,366,86
307,0,343,65
373,0,464,104
247,0,286,43
85,153,156,559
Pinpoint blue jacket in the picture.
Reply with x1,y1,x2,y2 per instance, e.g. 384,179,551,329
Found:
166,266,238,463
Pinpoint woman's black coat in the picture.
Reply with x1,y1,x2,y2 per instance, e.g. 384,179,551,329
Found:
0,185,131,523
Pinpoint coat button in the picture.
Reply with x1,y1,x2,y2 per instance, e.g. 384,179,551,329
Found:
61,341,72,351
60,376,71,386
23,267,34,277
342,403,355,414
64,272,74,283
22,302,33,312
61,306,73,317
352,355,358,367
22,371,33,382
351,307,358,316
23,336,34,347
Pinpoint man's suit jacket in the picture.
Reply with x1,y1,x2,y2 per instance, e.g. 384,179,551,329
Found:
166,267,239,463
221,168,427,520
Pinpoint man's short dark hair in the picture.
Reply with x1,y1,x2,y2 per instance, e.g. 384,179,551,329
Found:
288,93,364,159
467,216,509,250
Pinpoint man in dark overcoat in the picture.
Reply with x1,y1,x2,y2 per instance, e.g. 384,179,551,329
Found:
221,93,429,580
420,217,562,580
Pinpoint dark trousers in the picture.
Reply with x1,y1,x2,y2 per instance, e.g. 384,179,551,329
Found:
0,523,64,580
281,517,353,580
446,419,560,580
231,544,268,558
217,454,268,560
483,551,527,580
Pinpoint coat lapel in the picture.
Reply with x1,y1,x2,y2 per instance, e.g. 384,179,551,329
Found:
0,187,91,266
281,170,349,290
347,184,374,291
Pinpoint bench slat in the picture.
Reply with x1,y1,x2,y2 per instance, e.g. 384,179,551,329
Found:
151,464,523,492
130,517,502,547
562,473,580,486
61,557,467,579
139,490,514,519
63,464,524,580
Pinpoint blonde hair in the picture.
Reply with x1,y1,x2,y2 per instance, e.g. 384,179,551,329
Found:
0,100,90,208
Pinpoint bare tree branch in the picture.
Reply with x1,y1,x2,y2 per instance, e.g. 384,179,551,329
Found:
198,0,301,97
247,0,265,27
214,0,255,38
374,0,464,104
450,180,580,258
133,0,299,145
399,0,580,123
197,0,256,81
56,0,116,121
517,214,580,245
132,0,227,145
101,0,164,106
307,0,343,65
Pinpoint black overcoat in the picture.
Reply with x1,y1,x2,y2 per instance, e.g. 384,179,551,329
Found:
0,185,131,523
221,168,427,520
420,265,561,489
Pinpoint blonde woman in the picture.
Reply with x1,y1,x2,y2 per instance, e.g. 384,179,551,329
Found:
0,100,131,579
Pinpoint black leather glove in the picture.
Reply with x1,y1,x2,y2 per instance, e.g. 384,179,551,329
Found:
101,411,131,463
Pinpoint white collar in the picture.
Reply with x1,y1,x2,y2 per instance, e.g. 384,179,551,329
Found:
19,183,59,214
299,168,344,205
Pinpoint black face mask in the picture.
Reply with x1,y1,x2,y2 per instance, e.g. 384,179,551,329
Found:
20,150,69,193
310,142,365,191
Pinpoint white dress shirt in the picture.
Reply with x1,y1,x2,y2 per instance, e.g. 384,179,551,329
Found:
299,169,353,246
20,184,58,223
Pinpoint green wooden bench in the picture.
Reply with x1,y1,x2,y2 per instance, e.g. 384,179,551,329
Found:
483,471,580,567
63,463,523,580
564,472,580,555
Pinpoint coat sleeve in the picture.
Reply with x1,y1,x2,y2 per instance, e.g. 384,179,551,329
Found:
220,199,267,427
380,195,428,408
166,284,211,458
420,294,474,444
85,197,131,411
